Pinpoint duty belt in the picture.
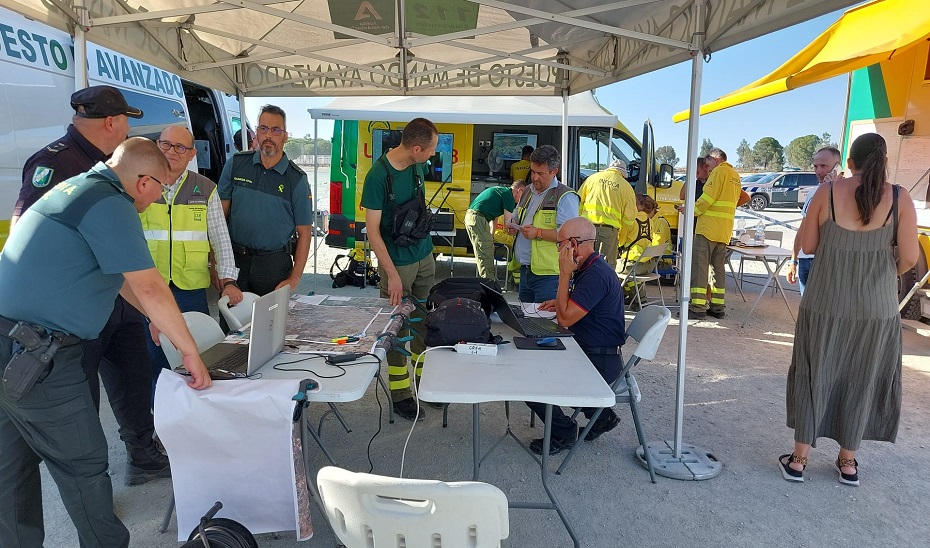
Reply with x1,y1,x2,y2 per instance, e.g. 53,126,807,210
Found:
579,345,621,355
0,315,81,346
232,242,288,257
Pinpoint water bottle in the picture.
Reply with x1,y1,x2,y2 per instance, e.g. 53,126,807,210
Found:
753,221,765,245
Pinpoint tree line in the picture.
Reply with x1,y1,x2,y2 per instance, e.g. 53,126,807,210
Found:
655,133,839,172
283,135,333,159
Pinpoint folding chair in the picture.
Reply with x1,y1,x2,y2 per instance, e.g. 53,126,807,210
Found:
738,229,784,296
217,291,261,332
619,244,668,310
493,242,511,291
158,311,225,369
556,305,672,482
317,466,509,548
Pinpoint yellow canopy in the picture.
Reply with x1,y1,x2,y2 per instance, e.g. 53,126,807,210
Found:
673,0,930,122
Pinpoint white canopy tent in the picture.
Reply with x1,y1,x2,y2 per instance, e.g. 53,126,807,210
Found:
0,0,860,484
309,93,617,126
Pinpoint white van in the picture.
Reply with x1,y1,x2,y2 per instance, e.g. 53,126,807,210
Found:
0,5,248,246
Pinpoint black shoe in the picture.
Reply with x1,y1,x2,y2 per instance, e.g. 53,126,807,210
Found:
778,453,805,483
529,435,575,456
688,309,707,320
126,442,171,486
835,458,860,486
393,398,424,421
707,309,725,319
584,412,620,442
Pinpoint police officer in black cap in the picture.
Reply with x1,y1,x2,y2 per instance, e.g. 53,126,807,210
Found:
11,85,171,485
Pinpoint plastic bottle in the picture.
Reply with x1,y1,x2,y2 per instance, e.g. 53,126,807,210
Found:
754,221,765,245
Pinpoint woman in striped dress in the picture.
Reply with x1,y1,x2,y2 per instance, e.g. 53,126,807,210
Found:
779,133,918,486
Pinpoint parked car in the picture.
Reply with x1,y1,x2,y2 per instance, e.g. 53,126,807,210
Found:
741,171,818,210
740,172,772,184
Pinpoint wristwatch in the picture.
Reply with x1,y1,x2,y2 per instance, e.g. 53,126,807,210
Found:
223,280,239,289
789,260,799,266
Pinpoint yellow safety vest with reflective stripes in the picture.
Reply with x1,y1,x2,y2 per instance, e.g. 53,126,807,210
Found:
513,183,577,275
140,171,216,290
578,168,638,246
694,161,741,243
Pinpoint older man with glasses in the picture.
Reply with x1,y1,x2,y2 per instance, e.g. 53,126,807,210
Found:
141,124,242,386
524,217,626,455
218,104,313,298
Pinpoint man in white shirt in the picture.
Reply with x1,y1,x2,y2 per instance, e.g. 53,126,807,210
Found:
786,146,842,294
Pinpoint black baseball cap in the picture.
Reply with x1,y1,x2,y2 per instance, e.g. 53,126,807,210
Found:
71,85,143,119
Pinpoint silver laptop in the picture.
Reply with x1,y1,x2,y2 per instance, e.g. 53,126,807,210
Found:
480,282,574,338
198,286,290,378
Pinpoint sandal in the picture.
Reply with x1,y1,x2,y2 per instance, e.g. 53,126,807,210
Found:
778,453,807,483
835,458,860,486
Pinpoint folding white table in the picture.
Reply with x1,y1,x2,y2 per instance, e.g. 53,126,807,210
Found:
419,332,614,548
725,244,796,327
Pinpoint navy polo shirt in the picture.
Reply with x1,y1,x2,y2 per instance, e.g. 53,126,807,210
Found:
0,164,155,339
15,125,107,217
218,151,313,251
568,252,626,349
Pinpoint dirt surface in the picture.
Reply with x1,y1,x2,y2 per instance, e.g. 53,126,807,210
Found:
37,191,930,547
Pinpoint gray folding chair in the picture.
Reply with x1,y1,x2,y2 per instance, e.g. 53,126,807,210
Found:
619,244,668,310
556,305,672,482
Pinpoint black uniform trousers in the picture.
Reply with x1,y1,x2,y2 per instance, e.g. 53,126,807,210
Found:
526,351,622,442
233,248,293,296
82,296,156,449
0,335,131,548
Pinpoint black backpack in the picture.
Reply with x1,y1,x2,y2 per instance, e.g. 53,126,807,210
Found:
426,277,502,317
424,298,492,347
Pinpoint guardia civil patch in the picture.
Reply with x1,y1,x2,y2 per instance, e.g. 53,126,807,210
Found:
32,166,54,188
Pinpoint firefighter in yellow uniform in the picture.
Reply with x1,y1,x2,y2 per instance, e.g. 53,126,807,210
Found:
688,148,741,319
578,159,638,269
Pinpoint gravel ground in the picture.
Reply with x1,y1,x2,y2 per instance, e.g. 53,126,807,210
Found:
37,171,930,547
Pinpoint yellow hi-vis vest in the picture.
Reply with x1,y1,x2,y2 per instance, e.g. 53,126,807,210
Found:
694,161,741,243
579,167,638,246
513,183,577,275
140,171,216,290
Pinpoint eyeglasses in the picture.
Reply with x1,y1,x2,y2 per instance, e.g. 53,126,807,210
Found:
156,140,193,154
556,237,593,250
139,173,170,190
256,125,285,136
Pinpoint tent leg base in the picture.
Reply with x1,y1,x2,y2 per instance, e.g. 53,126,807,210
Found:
636,440,723,481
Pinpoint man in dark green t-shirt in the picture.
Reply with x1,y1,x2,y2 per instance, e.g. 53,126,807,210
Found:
465,180,525,282
361,118,438,421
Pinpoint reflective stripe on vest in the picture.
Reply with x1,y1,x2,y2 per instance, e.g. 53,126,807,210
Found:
139,171,216,290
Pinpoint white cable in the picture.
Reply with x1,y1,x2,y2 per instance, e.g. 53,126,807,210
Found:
398,345,456,478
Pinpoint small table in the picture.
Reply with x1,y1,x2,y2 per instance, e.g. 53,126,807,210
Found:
419,330,614,548
725,244,796,327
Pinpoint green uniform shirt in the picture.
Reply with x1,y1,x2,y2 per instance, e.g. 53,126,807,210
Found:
468,186,515,220
361,158,433,267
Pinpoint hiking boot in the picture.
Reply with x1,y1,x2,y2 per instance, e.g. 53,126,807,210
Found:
529,434,576,456
126,442,171,486
393,397,424,421
584,412,620,442
707,309,726,319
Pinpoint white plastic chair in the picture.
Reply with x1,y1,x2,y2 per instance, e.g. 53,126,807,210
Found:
557,305,672,481
217,291,261,332
317,466,509,548
158,311,226,368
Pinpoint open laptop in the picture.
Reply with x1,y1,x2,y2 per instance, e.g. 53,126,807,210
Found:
197,286,290,378
480,282,574,338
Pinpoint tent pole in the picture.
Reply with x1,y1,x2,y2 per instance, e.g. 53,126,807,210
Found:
636,0,721,481
560,53,569,179
313,119,319,275
73,0,88,91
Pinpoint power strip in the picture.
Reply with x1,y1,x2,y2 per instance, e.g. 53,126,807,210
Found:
454,343,498,356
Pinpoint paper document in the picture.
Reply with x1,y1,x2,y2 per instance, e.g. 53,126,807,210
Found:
521,302,556,319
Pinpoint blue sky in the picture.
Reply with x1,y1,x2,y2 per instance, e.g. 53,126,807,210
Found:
246,4,859,168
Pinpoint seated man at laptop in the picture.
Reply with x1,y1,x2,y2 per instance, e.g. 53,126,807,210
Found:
527,217,625,455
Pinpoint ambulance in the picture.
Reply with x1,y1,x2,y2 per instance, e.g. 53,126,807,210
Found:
311,94,678,255
0,5,248,247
